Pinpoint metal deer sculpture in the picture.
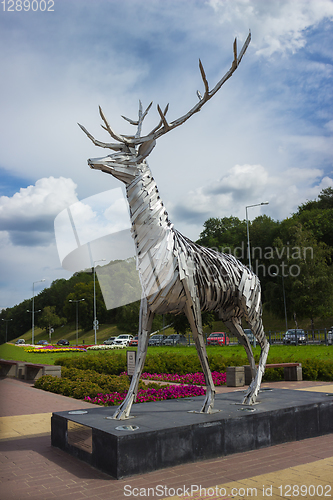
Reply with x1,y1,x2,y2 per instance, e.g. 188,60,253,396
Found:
79,32,269,420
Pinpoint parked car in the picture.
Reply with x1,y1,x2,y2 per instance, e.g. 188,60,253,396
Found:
163,334,187,346
15,339,25,345
112,334,134,347
327,327,333,345
238,329,255,345
129,336,138,346
37,340,49,345
148,334,167,346
283,329,307,345
103,336,117,345
112,338,129,347
57,339,69,346
207,332,230,346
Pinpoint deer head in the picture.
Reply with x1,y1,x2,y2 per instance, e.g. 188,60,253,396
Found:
78,32,251,184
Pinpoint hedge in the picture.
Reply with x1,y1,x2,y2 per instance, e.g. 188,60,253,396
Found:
34,366,154,400
55,352,333,381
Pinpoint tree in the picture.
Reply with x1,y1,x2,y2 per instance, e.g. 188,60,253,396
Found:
116,301,141,333
63,281,106,331
38,306,66,338
287,225,333,334
197,216,247,258
298,187,333,212
267,224,333,333
166,311,215,336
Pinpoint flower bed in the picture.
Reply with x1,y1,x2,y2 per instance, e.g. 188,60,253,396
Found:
23,344,127,353
86,344,126,350
120,371,227,386
84,384,206,406
24,345,87,353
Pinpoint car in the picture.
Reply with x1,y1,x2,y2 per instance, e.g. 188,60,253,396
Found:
328,327,333,345
112,334,134,347
129,336,138,346
111,338,128,347
103,336,117,345
207,332,230,346
36,340,49,345
56,339,69,346
15,339,25,345
148,334,167,346
238,329,255,345
163,334,187,346
283,329,307,345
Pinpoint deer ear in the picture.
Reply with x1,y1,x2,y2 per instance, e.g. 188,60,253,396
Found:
137,139,156,160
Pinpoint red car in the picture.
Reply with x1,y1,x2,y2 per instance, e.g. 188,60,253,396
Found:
129,336,138,346
207,332,229,346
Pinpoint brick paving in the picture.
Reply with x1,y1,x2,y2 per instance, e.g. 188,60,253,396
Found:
0,377,332,500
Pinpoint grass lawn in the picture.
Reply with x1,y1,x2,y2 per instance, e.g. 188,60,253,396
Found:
0,343,90,365
1,342,331,366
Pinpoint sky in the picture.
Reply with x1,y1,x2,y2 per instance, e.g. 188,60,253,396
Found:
0,0,333,311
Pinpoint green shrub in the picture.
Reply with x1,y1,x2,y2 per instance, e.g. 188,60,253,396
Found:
55,352,127,375
262,368,284,382
34,366,148,400
54,350,333,382
317,360,333,381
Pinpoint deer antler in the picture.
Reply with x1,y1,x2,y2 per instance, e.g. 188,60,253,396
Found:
146,32,251,142
79,32,251,150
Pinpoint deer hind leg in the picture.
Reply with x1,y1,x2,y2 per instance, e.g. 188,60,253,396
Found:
184,297,216,414
112,297,154,420
242,315,269,405
223,317,257,384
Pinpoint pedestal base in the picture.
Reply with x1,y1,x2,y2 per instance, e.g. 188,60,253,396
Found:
51,389,333,479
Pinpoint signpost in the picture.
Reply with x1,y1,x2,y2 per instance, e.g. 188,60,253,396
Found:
127,351,137,379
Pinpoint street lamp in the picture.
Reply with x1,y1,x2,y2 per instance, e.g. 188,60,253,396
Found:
69,299,85,345
2,318,12,343
93,259,105,345
27,309,41,344
32,279,45,345
246,202,269,270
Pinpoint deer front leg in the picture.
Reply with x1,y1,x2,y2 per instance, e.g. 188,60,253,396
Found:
242,316,270,405
112,299,154,420
223,317,257,384
242,338,269,405
184,297,216,414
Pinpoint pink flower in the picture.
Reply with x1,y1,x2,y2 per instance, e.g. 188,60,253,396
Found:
84,385,206,406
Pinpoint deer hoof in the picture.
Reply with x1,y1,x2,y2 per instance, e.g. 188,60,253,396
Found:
242,387,258,405
200,389,215,413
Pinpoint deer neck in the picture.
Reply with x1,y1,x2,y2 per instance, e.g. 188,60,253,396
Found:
126,162,172,258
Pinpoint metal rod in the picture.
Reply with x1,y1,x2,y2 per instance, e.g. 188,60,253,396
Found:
245,202,269,271
32,279,45,345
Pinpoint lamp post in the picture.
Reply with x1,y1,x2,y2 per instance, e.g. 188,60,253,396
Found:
2,319,12,343
93,259,105,345
32,279,45,345
69,299,85,345
27,309,41,344
245,202,269,270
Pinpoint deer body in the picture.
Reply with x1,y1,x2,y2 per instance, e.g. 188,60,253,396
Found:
79,32,270,419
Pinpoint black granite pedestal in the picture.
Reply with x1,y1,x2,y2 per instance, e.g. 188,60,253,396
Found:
51,389,333,479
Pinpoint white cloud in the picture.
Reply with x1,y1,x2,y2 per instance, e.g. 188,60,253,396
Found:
0,177,78,245
209,0,333,56
54,188,131,264
173,162,333,233
206,164,269,194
